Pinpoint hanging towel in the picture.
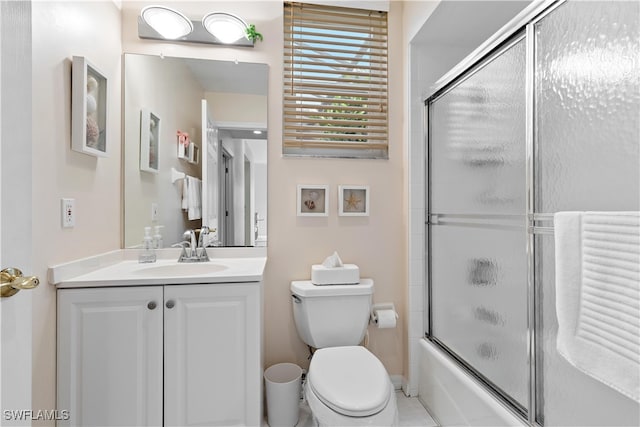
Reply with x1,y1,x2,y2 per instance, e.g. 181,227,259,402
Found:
554,211,640,402
186,176,202,220
181,177,189,210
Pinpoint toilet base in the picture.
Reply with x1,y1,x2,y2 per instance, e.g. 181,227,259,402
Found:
305,376,399,426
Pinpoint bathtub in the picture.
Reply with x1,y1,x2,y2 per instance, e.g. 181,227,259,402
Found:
417,339,526,427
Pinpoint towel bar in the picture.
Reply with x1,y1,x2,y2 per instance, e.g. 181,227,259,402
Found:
529,213,554,221
425,213,557,234
528,226,554,235
171,167,186,184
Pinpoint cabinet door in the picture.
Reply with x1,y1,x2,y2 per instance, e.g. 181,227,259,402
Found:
57,287,163,427
164,283,261,427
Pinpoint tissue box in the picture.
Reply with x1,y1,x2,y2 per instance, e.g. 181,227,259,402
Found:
311,264,360,285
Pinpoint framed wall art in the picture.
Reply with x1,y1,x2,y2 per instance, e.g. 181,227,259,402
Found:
71,56,108,157
177,130,189,160
338,185,369,216
188,143,200,165
140,109,160,173
297,185,329,217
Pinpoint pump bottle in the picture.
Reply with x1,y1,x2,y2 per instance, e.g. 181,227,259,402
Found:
139,226,157,263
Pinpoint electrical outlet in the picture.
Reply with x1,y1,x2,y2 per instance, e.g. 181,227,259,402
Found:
61,198,75,228
151,202,159,221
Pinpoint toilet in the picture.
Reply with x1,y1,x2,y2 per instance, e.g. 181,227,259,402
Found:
291,279,398,426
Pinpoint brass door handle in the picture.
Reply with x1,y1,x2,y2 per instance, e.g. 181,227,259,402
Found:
1,267,40,298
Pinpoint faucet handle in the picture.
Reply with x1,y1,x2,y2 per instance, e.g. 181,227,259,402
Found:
172,241,191,260
198,226,211,241
197,226,210,248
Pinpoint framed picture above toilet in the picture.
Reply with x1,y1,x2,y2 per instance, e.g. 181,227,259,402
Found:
297,185,329,217
338,185,369,216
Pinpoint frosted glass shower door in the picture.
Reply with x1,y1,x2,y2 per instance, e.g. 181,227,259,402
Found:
428,37,529,411
534,1,640,426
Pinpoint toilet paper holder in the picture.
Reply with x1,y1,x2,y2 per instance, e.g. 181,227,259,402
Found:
370,303,398,325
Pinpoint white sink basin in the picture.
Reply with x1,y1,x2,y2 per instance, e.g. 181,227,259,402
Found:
134,263,228,276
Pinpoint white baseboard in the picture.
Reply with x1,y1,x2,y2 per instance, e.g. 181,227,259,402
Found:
390,374,404,390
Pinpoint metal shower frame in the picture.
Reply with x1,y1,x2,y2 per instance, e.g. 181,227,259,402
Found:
423,1,567,425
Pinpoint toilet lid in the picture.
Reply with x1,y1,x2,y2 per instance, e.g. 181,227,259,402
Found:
309,346,391,417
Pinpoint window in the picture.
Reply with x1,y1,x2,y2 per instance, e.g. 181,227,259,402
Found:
283,2,388,158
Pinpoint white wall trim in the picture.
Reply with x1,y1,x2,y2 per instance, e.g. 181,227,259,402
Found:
390,374,404,391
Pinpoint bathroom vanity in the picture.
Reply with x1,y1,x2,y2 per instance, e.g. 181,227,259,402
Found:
50,249,266,427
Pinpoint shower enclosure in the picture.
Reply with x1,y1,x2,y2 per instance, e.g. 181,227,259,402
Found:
425,1,639,425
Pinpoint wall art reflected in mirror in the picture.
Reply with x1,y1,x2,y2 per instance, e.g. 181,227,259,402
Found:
123,54,268,248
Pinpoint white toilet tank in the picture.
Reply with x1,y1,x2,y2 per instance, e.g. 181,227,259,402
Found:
290,279,373,349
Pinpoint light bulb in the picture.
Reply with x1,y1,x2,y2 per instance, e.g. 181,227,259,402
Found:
202,12,248,44
141,6,193,40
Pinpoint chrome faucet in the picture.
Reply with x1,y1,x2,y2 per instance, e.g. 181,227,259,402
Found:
177,227,210,262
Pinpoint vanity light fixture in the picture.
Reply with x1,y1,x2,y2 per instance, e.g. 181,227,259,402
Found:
140,6,193,40
202,12,249,44
253,130,263,135
138,6,254,47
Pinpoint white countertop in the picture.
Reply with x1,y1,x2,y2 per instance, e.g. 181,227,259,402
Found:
49,248,267,289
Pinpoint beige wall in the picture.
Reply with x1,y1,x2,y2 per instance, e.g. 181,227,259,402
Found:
31,0,411,419
265,1,407,375
205,92,268,125
31,0,122,418
403,0,440,44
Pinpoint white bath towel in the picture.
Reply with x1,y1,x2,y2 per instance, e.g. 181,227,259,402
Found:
554,211,640,402
181,177,189,210
186,176,201,221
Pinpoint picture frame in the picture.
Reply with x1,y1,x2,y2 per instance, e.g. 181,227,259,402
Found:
338,185,370,216
140,108,160,173
297,185,329,217
188,143,200,165
177,130,189,160
72,56,108,157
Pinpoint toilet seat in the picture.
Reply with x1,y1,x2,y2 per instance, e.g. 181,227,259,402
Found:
308,346,391,417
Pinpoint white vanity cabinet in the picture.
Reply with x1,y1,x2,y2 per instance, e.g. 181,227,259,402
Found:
163,283,261,427
57,282,261,427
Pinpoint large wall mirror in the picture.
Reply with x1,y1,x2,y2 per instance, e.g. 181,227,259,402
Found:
123,54,268,248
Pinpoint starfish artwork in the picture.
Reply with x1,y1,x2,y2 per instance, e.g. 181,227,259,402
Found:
344,191,363,211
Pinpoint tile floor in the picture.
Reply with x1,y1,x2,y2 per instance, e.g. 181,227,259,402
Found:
395,392,438,427
281,391,438,427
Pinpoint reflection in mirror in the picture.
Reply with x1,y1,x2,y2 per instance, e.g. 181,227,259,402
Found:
123,54,268,248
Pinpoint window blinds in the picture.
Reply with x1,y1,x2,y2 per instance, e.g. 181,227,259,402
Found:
283,2,389,158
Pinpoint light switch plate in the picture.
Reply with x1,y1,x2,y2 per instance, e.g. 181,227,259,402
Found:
151,202,159,221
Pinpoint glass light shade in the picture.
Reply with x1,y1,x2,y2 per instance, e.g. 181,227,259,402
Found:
202,12,248,44
141,6,193,40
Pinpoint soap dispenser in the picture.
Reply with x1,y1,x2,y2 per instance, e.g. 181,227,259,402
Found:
139,226,157,263
153,225,164,249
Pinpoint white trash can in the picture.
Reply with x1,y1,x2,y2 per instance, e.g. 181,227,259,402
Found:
264,362,302,427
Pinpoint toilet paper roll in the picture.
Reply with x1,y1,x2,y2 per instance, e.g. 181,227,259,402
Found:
375,309,397,329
